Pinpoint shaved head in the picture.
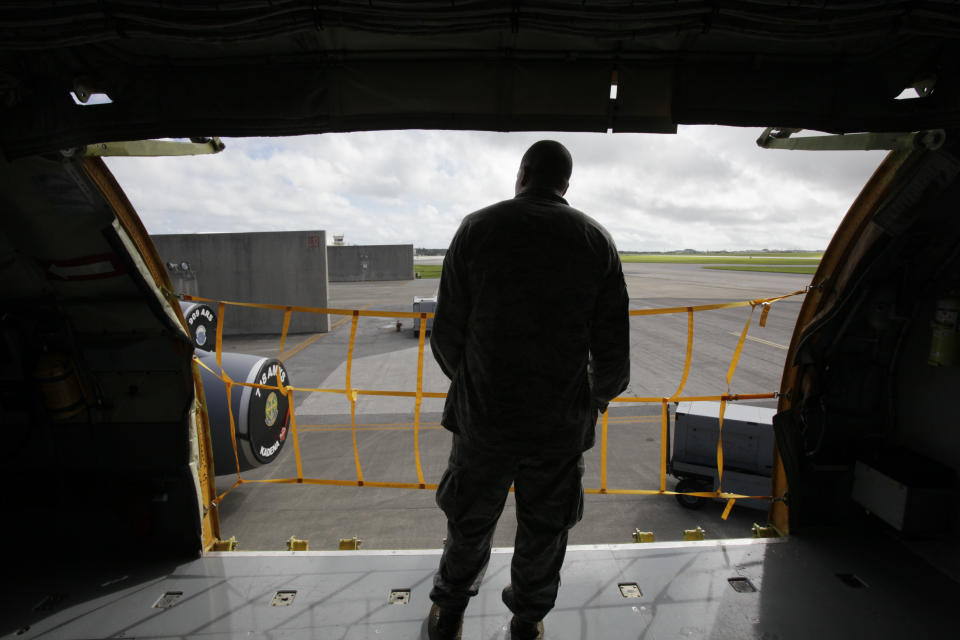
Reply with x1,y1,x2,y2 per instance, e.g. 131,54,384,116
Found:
515,140,573,196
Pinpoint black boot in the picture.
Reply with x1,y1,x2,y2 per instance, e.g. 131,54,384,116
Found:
509,616,544,640
502,585,544,639
427,603,463,640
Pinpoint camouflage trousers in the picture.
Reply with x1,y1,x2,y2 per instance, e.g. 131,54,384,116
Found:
429,434,585,621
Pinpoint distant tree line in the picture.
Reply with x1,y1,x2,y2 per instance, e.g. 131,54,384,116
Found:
618,249,821,255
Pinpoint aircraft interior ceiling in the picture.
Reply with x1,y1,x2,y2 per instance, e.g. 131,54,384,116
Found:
1,1,960,158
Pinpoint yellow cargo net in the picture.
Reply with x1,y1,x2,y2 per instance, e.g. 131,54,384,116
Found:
186,289,805,520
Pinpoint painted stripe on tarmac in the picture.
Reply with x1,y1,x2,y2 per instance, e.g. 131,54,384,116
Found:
281,303,371,359
727,331,788,350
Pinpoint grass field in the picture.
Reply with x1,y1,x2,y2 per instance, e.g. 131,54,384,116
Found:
619,254,822,265
414,264,443,278
718,251,822,258
703,265,819,274
416,254,821,278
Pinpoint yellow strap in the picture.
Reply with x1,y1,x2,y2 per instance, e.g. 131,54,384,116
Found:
345,311,358,398
721,498,736,520
180,289,805,322
357,389,446,399
194,356,218,376
213,478,244,506
346,311,364,484
632,300,750,316
668,309,694,400
298,425,444,433
292,386,347,394
278,308,293,359
294,420,665,433
246,478,440,490
182,294,436,319
660,400,669,492
599,409,609,492
286,386,304,482
215,302,225,370
584,489,767,500
613,392,776,403
629,290,802,317
196,358,447,401
413,315,427,487
223,376,243,478
233,477,766,500
759,302,771,328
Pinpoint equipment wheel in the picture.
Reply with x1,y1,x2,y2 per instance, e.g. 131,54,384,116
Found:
180,302,217,351
675,478,709,509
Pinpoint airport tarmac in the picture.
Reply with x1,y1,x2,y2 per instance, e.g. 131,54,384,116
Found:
216,263,811,551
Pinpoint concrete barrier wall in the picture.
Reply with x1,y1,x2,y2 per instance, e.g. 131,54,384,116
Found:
328,245,414,282
152,231,329,335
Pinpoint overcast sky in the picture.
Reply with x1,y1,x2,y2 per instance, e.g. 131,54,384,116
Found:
105,127,888,252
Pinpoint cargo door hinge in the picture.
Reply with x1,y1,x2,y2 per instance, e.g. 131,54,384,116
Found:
84,137,225,157
757,128,945,152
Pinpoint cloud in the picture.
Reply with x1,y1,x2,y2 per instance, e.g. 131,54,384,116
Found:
105,127,886,251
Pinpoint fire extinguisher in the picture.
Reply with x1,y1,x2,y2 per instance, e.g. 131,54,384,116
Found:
928,296,960,366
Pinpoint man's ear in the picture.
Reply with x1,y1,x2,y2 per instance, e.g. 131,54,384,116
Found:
515,165,529,195
560,181,569,196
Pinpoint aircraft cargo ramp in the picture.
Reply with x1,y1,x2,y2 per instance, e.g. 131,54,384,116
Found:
3,529,956,639
3,4,960,638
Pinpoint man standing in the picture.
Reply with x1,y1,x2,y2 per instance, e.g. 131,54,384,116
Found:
427,140,630,640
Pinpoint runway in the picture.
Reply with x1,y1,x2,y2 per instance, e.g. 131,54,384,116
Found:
216,263,811,550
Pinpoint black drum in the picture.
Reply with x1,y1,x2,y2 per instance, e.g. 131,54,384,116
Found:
196,350,291,475
179,301,217,351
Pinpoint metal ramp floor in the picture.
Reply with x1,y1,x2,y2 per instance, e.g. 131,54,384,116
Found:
2,531,955,639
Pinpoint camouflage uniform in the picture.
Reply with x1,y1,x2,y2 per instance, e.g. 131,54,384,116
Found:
429,187,630,620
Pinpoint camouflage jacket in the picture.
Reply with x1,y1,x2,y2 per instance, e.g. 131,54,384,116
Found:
431,188,630,455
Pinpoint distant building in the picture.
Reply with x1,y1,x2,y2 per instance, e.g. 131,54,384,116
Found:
327,244,414,282
151,230,330,335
